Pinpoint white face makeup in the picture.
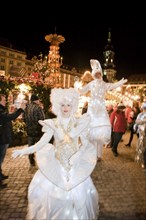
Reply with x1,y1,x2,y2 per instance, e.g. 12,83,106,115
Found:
60,103,72,118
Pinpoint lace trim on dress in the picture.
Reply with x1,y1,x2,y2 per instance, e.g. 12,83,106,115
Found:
54,119,78,174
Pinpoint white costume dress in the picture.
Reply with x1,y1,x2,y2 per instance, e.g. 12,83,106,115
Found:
79,77,127,158
13,114,99,220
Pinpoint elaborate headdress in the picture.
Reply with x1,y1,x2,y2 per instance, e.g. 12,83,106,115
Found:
50,88,79,116
90,59,103,78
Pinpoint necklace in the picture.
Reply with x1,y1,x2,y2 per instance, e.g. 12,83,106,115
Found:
55,117,77,135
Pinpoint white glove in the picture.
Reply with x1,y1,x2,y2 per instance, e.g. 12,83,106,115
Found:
121,78,128,84
12,149,25,158
113,78,128,89
118,78,128,85
74,81,83,90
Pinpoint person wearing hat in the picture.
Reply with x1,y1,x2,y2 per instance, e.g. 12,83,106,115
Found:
76,59,128,161
110,103,127,156
135,102,146,169
23,94,45,167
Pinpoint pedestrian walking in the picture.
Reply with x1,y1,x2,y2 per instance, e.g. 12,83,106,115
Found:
23,94,45,167
110,103,127,156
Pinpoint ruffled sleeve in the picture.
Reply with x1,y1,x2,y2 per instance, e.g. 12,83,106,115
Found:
39,119,55,134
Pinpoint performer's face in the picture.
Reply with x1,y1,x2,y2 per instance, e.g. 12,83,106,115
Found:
94,71,102,79
60,103,72,117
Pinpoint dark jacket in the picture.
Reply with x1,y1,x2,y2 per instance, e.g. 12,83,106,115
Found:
0,104,24,144
23,102,45,138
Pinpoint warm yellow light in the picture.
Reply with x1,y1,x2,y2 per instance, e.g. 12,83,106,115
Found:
17,83,31,93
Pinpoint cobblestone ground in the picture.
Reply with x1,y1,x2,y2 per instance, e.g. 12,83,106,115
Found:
0,131,146,220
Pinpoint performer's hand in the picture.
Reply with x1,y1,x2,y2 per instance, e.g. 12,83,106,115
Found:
121,78,128,84
74,81,83,91
12,149,24,158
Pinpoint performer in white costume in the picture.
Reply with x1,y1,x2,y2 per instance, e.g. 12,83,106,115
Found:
75,59,127,161
12,88,99,220
135,102,146,169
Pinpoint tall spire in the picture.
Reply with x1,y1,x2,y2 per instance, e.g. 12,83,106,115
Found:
103,29,116,82
105,28,113,51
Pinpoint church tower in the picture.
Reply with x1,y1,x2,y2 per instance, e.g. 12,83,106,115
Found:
103,29,117,82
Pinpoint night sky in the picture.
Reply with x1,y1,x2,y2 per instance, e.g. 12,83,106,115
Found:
1,2,146,80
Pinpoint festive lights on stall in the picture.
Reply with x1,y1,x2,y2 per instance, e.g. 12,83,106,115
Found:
30,33,65,88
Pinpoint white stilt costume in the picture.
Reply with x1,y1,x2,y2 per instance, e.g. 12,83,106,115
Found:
78,59,127,159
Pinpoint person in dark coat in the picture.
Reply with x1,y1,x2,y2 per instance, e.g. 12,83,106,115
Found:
23,94,45,167
0,93,26,188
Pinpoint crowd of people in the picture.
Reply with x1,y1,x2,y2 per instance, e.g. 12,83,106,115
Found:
0,59,146,219
105,102,143,158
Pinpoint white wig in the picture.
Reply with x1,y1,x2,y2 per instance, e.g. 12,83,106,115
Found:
50,88,79,117
90,59,103,78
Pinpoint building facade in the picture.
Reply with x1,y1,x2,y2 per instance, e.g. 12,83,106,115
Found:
0,43,83,88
